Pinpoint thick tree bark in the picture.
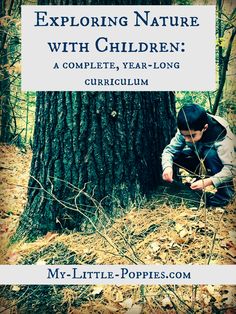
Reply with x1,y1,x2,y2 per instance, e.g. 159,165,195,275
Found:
14,0,176,241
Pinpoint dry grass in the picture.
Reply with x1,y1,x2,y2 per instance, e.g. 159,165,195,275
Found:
0,144,235,313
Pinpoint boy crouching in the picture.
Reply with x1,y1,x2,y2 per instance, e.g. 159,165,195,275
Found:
162,104,236,207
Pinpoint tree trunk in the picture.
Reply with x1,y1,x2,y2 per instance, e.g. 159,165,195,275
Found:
14,0,176,241
0,0,12,143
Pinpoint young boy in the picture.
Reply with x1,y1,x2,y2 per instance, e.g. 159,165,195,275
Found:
162,104,235,207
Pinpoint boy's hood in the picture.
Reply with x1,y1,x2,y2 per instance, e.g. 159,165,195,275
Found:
201,114,227,143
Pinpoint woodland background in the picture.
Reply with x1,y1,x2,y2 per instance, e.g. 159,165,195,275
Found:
0,0,236,313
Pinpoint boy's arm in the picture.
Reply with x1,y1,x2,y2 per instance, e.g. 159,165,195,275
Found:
161,130,186,171
210,137,236,187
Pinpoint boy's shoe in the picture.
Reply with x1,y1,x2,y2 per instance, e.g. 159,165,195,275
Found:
205,193,229,208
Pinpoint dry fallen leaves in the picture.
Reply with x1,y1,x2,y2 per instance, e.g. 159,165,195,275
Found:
90,286,104,296
161,296,172,308
0,144,236,313
119,297,133,309
125,304,143,314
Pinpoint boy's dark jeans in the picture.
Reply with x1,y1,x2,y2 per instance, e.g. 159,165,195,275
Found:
174,147,234,206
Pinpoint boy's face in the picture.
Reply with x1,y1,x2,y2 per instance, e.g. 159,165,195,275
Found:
180,124,208,143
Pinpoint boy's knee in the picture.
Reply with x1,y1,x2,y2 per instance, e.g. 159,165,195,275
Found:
174,148,200,175
174,148,197,163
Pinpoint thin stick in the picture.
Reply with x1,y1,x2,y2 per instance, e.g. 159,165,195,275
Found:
207,210,225,265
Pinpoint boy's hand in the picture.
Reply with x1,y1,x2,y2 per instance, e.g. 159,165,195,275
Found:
162,167,173,183
190,178,213,190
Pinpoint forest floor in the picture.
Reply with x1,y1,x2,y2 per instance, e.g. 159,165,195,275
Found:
0,144,236,314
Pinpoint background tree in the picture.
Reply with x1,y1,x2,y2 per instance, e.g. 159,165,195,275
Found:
0,0,35,147
13,0,176,241
175,0,236,120
212,0,236,115
0,0,12,143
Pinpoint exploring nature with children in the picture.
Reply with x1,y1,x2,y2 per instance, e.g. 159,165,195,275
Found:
0,0,235,312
